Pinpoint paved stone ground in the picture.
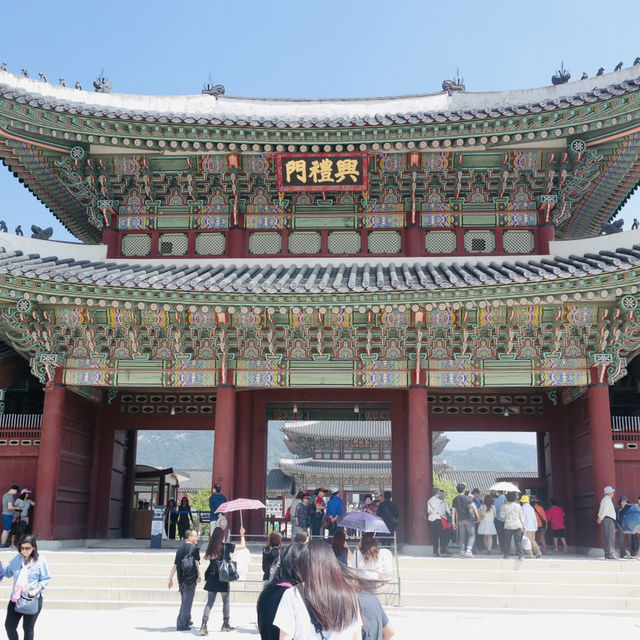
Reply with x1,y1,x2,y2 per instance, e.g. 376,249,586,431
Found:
21,603,640,639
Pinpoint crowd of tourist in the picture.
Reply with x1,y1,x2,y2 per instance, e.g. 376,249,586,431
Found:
428,483,571,559
166,483,396,638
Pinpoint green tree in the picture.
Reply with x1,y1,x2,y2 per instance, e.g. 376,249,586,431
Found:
433,472,457,505
191,486,212,513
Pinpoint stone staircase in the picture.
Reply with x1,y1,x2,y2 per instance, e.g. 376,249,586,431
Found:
1,548,639,614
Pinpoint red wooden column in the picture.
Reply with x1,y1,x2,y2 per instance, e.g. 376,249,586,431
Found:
89,409,115,539
588,371,616,542
248,392,267,535
33,372,66,539
212,384,237,497
407,385,430,546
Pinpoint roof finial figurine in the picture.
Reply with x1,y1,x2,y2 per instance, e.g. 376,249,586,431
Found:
93,69,112,94
38,72,47,83
600,219,624,235
75,81,82,90
58,77,66,87
202,74,225,97
0,62,7,72
551,62,570,85
614,61,623,72
635,57,640,65
14,225,23,236
632,218,639,230
596,67,605,76
30,225,53,240
21,68,29,78
581,72,588,80
0,221,7,233
442,69,465,95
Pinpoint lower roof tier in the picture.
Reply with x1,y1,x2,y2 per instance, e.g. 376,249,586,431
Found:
1,231,640,389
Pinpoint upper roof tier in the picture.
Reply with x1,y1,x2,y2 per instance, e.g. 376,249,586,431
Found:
3,66,640,243
2,66,640,125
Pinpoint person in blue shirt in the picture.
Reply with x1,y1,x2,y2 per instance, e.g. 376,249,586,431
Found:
2,534,51,640
325,488,344,536
209,484,227,529
493,491,506,555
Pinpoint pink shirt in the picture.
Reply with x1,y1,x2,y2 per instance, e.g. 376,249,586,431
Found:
546,505,566,530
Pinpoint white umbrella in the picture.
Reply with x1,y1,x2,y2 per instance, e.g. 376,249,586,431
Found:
489,481,520,492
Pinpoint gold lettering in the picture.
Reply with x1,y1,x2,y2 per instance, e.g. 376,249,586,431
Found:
309,158,335,183
285,160,307,184
335,159,360,183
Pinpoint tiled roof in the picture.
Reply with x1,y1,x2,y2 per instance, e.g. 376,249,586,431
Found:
173,468,211,493
2,67,639,128
283,421,390,440
438,470,539,494
266,469,295,494
0,240,639,294
277,457,392,478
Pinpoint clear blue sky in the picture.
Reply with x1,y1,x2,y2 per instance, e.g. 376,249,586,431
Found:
1,0,640,240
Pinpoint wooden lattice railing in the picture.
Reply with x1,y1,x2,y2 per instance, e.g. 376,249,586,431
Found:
612,416,640,442
0,414,42,441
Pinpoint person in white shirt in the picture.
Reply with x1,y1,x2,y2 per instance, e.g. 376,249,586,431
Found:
274,539,362,640
520,495,541,558
427,487,451,557
597,485,617,560
501,492,525,559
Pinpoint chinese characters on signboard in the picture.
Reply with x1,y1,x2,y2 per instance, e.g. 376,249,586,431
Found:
276,153,369,192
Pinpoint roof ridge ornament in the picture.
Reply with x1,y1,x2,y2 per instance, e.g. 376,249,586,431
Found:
442,69,465,95
93,70,112,94
202,73,225,97
551,62,570,85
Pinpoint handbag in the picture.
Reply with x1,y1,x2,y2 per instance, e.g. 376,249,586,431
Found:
441,516,450,530
216,544,239,582
15,594,39,615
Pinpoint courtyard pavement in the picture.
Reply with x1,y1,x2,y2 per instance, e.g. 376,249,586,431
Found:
26,602,640,639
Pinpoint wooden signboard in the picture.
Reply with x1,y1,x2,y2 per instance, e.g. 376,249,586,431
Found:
276,152,368,192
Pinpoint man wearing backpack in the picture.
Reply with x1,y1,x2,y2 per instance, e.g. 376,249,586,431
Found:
452,483,479,558
168,529,201,631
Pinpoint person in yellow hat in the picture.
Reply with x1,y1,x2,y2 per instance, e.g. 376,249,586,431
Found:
520,495,541,558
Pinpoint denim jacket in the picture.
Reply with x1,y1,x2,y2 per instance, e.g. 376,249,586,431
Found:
3,554,51,593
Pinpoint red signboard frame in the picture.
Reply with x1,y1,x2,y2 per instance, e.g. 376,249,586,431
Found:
276,152,369,192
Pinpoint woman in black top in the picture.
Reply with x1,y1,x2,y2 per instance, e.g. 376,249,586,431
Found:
262,531,283,584
199,524,246,635
164,499,178,540
176,496,194,540
256,543,304,640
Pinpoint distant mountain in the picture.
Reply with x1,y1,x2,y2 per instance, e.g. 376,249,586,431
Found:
137,432,536,476
435,441,537,471
136,421,294,472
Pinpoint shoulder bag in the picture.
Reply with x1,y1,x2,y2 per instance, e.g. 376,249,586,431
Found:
15,594,39,615
216,544,239,582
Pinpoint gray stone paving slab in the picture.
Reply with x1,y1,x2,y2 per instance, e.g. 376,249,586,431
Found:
16,603,640,639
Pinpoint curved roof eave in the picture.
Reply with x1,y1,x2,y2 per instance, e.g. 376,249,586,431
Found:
0,230,638,299
2,66,640,127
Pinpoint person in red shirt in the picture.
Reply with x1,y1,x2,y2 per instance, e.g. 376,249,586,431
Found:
545,498,569,553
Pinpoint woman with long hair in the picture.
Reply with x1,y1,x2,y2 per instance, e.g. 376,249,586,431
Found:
477,494,497,554
274,539,362,640
331,528,352,565
257,543,304,640
2,534,51,640
176,496,194,540
262,531,283,584
350,532,390,581
199,524,246,635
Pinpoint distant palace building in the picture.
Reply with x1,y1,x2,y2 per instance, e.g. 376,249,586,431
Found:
275,420,448,502
0,64,640,546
